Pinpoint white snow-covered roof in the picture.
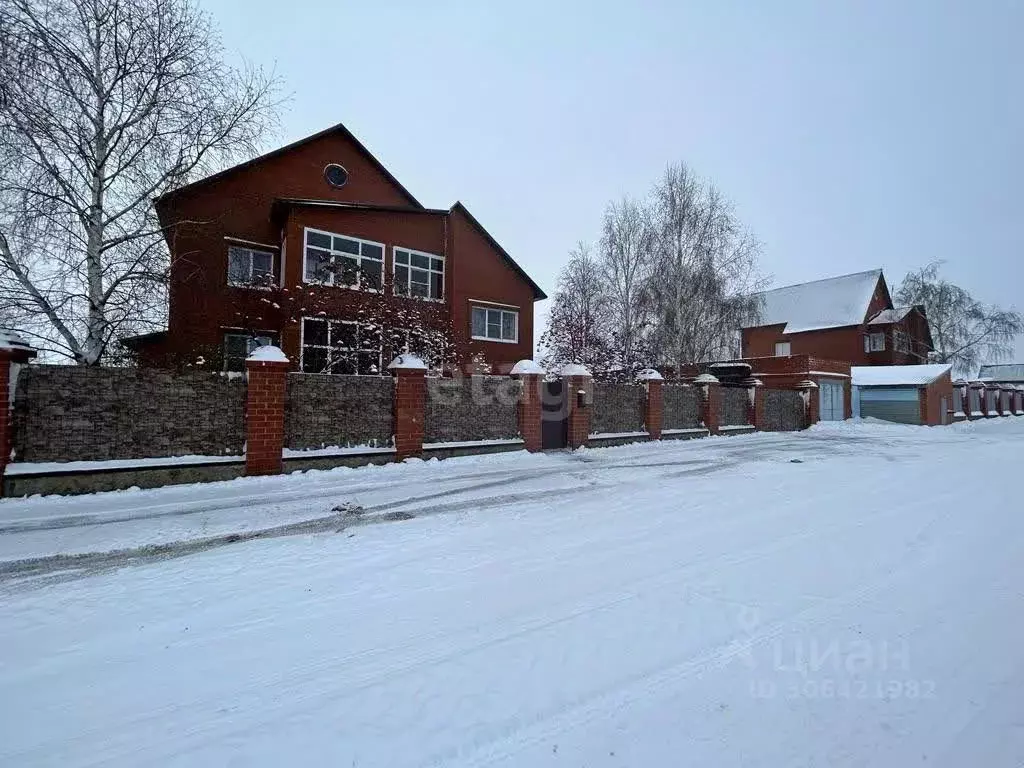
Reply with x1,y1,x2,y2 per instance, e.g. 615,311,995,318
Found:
0,329,34,353
977,363,1024,382
749,269,883,334
246,345,288,363
852,364,952,387
635,368,664,381
867,307,913,325
559,363,593,377
387,353,427,370
510,359,545,375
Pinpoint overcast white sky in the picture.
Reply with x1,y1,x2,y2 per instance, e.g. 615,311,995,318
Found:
207,0,1023,361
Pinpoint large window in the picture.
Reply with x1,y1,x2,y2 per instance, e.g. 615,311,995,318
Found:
227,246,274,287
394,247,444,300
774,341,791,357
301,318,382,375
471,305,518,343
303,229,383,290
864,332,886,352
223,332,274,371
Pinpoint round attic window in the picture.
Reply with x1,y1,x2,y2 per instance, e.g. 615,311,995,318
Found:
324,163,349,188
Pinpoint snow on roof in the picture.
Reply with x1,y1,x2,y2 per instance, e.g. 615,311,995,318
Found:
387,353,427,370
510,359,545,375
867,307,913,325
635,368,664,381
750,269,882,334
247,345,289,363
852,364,952,387
0,329,34,353
977,363,1024,382
559,363,593,377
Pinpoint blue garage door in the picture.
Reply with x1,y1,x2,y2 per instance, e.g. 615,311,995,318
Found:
859,386,921,425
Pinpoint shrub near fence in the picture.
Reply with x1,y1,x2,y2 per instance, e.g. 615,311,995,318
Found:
12,365,245,462
424,376,519,444
662,385,701,429
284,374,393,451
720,387,750,427
762,389,805,432
590,383,646,435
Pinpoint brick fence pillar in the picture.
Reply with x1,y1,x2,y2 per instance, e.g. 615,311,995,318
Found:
695,373,721,435
797,379,820,429
561,364,593,449
985,383,1000,417
245,346,289,476
637,368,664,439
0,332,37,497
969,381,986,419
389,354,427,460
1016,388,1024,415
742,377,764,430
511,360,545,452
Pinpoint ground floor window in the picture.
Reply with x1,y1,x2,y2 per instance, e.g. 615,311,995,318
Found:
223,332,275,371
301,318,383,375
471,305,518,343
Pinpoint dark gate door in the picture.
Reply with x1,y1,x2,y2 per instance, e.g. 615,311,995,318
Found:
541,379,568,449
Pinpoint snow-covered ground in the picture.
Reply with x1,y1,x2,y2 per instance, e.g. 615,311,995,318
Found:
1,419,1022,766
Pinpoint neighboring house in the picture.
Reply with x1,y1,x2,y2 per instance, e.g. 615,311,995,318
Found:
125,123,546,374
851,364,953,426
741,269,934,366
977,364,1024,384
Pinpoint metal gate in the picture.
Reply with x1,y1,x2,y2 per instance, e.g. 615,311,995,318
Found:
819,380,845,421
541,379,568,449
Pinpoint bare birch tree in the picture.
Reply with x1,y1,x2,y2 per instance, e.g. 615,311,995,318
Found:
0,0,278,363
539,243,614,374
648,162,763,374
895,262,1023,376
598,196,654,373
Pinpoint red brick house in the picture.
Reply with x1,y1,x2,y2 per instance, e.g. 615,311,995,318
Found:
127,123,546,374
741,269,934,367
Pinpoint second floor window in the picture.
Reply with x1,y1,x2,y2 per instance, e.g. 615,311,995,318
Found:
471,306,518,343
227,246,274,287
394,248,444,300
774,341,791,357
303,229,383,290
894,329,910,353
865,333,886,352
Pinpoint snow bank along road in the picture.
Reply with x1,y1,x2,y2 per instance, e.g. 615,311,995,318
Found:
1,419,1022,766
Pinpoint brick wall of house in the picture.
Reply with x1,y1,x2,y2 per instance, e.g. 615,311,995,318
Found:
719,387,750,426
663,385,701,429
423,376,519,443
761,389,805,432
284,373,393,450
12,366,245,462
590,383,646,435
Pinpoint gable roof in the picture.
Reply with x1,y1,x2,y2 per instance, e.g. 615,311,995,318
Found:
749,269,883,334
977,363,1024,382
451,201,547,300
867,306,914,325
852,363,952,387
155,123,423,208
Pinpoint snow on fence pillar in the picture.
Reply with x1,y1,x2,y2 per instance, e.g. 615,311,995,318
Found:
742,377,764,430
694,373,721,435
389,354,427,460
0,331,37,497
512,360,545,452
245,346,290,477
560,363,592,449
797,379,819,429
637,368,664,440
969,381,986,419
984,382,1001,417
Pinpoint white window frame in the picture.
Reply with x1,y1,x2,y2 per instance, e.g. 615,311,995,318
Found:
774,341,791,357
302,227,384,291
470,304,519,344
393,246,444,301
865,332,886,352
222,331,275,371
299,317,383,376
227,246,276,287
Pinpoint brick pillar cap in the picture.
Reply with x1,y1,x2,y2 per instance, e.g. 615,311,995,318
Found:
511,359,546,375
740,376,763,387
636,368,664,381
388,353,427,371
0,329,37,359
796,379,819,389
246,345,289,363
693,373,719,385
559,363,592,377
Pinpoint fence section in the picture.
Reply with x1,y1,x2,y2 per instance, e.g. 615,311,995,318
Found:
284,373,393,451
424,376,519,444
762,389,805,432
590,383,646,435
663,385,701,429
720,387,750,427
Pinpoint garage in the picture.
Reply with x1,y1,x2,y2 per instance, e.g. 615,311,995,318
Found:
852,364,954,426
818,379,846,421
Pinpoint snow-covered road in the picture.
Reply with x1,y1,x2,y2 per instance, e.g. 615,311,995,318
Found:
1,420,1022,766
